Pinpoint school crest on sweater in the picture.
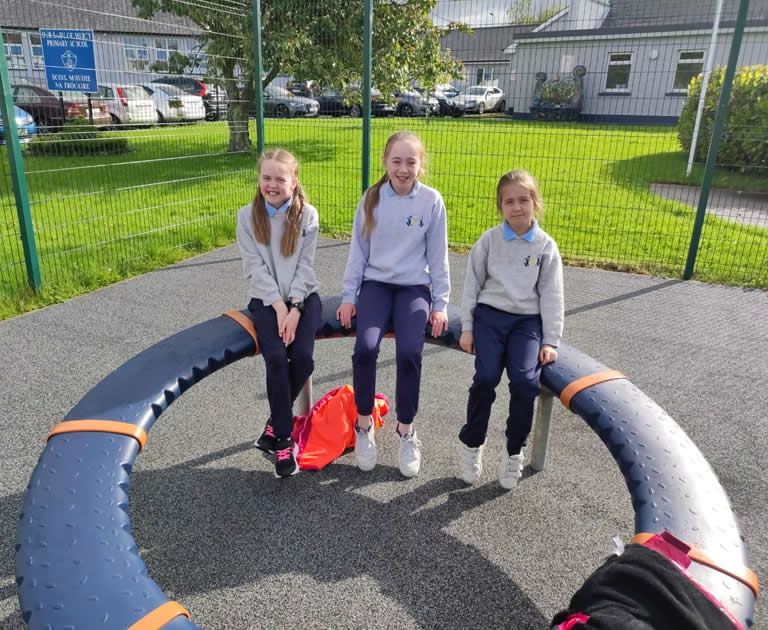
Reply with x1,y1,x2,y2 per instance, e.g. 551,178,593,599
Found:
405,215,425,228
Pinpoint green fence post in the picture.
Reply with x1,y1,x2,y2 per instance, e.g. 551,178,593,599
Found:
683,0,750,280
0,28,41,291
361,0,373,193
251,0,265,154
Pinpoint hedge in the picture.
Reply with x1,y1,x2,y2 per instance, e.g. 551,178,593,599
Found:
678,64,768,172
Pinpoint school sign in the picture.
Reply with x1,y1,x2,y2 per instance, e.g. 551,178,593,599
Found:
40,29,98,93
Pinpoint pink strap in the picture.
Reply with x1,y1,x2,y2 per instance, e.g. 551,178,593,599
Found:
559,612,589,629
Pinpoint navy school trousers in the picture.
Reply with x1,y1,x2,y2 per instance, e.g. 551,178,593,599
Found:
352,280,431,423
248,292,322,439
459,303,543,455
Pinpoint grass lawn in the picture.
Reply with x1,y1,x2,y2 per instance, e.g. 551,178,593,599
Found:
1,117,766,319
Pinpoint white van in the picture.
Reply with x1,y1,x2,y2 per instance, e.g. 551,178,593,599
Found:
96,83,158,125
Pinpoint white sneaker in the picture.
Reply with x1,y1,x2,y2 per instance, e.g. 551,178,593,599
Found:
398,430,422,478
354,422,377,471
497,452,524,490
459,442,485,484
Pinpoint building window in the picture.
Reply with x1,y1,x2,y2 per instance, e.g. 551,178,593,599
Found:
123,37,149,71
29,33,44,70
673,50,704,92
191,52,207,75
3,31,25,70
153,38,179,72
605,52,632,91
475,66,500,85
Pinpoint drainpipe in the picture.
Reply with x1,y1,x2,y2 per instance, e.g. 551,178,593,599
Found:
686,0,724,177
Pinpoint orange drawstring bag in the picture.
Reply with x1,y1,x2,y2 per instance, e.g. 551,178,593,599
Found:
291,385,389,470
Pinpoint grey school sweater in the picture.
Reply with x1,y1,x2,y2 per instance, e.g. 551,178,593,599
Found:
236,202,320,304
461,222,564,347
341,180,450,311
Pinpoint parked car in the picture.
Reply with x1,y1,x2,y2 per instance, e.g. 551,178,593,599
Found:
11,84,111,130
452,85,506,114
96,83,157,126
0,105,37,142
152,76,228,121
11,84,65,132
252,86,319,118
52,90,113,127
313,87,395,117
394,90,439,116
287,80,315,99
142,83,205,123
433,84,464,116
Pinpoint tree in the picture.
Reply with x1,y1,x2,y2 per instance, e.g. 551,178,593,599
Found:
131,0,469,153
506,0,563,25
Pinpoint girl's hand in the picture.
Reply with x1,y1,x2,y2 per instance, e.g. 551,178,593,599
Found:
336,302,356,329
280,307,300,345
272,300,289,329
429,310,448,337
459,330,474,354
539,344,558,365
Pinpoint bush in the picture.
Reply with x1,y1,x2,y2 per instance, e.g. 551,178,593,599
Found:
539,79,578,106
678,64,768,172
28,117,130,156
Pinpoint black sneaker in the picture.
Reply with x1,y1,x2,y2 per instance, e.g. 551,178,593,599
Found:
274,437,299,478
255,421,277,453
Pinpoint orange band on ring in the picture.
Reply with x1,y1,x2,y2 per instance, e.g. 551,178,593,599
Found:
127,601,191,630
631,533,760,598
559,369,626,410
223,310,259,354
48,420,148,450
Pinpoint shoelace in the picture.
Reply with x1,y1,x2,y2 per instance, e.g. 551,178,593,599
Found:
265,425,276,437
276,446,293,461
401,433,421,451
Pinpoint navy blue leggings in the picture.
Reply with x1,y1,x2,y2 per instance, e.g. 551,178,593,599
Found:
459,304,542,455
352,281,431,423
248,292,322,439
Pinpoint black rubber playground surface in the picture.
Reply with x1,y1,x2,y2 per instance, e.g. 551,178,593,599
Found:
1,239,766,629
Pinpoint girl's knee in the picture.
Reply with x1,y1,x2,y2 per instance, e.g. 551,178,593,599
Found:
291,351,314,373
353,345,379,366
508,376,541,398
472,374,501,391
262,346,288,368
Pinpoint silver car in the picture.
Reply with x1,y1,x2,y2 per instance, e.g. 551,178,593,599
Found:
141,84,205,123
260,86,319,118
453,86,506,114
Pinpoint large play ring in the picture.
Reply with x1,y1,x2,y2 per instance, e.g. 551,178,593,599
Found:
15,297,757,629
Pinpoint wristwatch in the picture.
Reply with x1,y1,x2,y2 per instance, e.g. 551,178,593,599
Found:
290,300,304,313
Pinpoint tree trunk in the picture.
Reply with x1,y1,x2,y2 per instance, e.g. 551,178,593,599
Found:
227,99,251,153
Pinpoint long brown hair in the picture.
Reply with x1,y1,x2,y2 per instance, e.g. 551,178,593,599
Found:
251,149,306,257
361,131,425,239
496,169,544,221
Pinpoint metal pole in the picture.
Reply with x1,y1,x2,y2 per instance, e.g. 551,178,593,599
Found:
686,0,723,177
530,388,554,472
297,378,312,416
684,0,749,280
361,0,373,192
0,29,42,291
251,0,265,154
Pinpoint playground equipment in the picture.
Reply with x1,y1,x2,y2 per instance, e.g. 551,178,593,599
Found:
16,297,757,628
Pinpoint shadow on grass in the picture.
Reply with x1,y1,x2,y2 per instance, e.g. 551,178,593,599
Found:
606,151,768,194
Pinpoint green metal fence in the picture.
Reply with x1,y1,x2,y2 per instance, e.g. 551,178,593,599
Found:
1,0,766,316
